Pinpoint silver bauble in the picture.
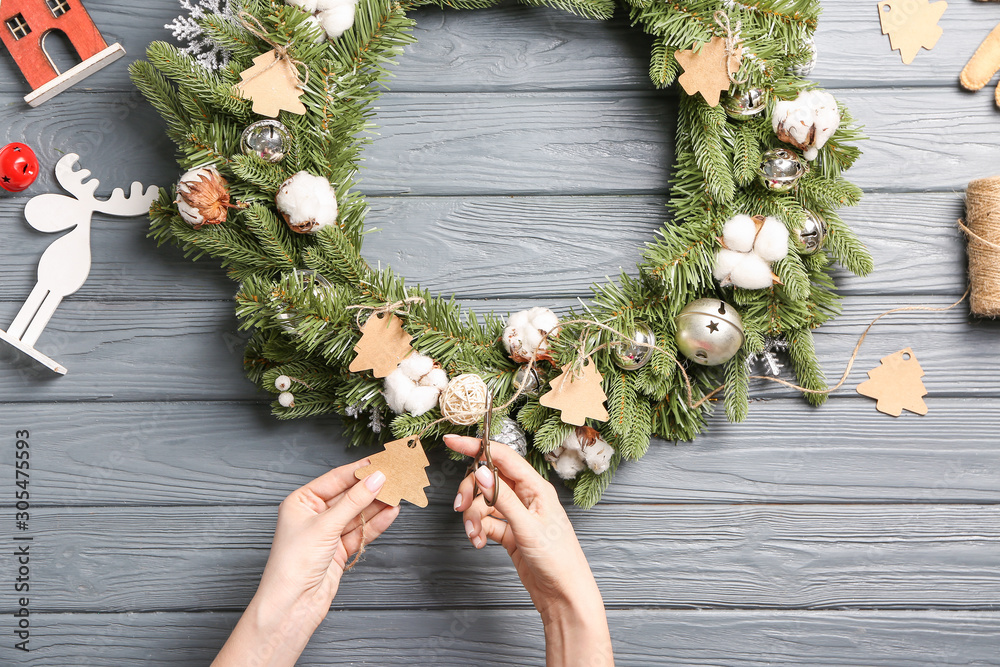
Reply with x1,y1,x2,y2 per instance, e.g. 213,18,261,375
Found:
788,38,818,77
796,210,827,255
612,322,656,371
675,299,744,366
478,416,528,457
722,88,768,120
512,365,541,396
759,148,806,193
241,120,293,163
273,269,332,335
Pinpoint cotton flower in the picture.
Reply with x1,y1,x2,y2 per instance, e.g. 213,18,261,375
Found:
772,89,840,161
284,0,357,40
503,307,560,363
546,426,615,479
714,214,789,290
384,352,449,416
275,171,338,234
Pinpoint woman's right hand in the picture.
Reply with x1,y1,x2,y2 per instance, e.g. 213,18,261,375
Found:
443,433,614,667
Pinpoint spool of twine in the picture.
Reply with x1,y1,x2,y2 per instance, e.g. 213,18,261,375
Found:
963,177,1000,317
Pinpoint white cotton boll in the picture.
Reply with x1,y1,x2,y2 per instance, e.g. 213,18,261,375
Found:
315,0,351,9
545,447,566,463
808,91,841,159
384,372,415,415
722,215,758,253
729,254,775,290
318,3,356,40
404,386,442,417
530,307,561,335
561,430,583,452
503,307,560,362
583,438,615,475
552,450,587,480
275,171,338,234
397,352,435,380
285,0,318,12
714,249,746,283
423,368,450,392
753,217,790,263
772,89,841,162
302,14,327,43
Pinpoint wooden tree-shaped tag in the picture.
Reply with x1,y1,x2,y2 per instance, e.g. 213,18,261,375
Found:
856,347,929,417
877,0,947,65
539,358,610,426
235,50,307,117
674,36,742,107
355,437,431,507
349,313,413,378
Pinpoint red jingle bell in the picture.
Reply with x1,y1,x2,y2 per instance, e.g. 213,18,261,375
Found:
0,143,40,193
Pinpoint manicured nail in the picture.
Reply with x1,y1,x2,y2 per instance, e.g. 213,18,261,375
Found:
443,433,457,441
365,471,386,492
475,465,495,490
473,536,484,548
453,493,463,511
464,519,475,538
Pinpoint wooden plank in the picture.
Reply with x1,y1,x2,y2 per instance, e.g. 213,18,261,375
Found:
9,609,1000,666
4,398,997,508
1,2,995,96
0,192,966,303
0,295,994,400
5,504,999,612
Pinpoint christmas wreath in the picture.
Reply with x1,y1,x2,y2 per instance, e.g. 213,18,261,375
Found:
133,0,869,507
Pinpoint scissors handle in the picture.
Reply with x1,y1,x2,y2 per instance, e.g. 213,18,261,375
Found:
473,392,499,507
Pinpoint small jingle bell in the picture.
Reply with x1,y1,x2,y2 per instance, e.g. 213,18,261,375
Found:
722,88,768,121
675,298,744,366
759,148,806,193
796,210,827,255
241,120,293,163
512,365,541,396
612,322,656,371
0,143,39,193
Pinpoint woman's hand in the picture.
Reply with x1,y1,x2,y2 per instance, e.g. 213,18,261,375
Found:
213,458,400,667
444,434,614,667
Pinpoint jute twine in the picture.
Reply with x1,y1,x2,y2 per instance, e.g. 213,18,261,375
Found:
960,176,1000,317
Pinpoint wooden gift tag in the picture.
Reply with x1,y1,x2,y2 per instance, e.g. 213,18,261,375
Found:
539,358,610,426
235,50,307,117
355,437,431,507
877,0,948,65
349,313,413,378
856,347,929,417
674,36,742,107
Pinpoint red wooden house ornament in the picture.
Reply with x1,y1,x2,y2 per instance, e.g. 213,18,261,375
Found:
0,0,125,107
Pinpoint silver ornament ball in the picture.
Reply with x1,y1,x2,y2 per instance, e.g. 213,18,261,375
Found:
796,210,827,254
612,322,656,371
759,148,806,193
478,416,528,458
675,299,744,366
273,270,333,335
722,88,768,120
788,37,818,77
241,120,293,163
512,365,541,396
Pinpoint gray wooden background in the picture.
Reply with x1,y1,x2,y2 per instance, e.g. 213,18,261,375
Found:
1,0,999,664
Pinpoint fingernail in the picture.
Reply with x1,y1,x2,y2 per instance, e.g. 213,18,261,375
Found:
475,465,494,490
453,493,463,511
365,471,386,492
464,519,475,538
473,536,484,548
443,434,457,441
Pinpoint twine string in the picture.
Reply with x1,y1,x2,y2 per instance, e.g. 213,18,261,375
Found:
959,177,1000,318
713,10,747,85
343,511,367,573
347,296,427,329
237,11,310,90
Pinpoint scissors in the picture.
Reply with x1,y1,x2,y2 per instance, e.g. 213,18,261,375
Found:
470,392,499,507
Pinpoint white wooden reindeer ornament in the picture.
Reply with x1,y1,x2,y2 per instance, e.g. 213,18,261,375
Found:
0,153,158,375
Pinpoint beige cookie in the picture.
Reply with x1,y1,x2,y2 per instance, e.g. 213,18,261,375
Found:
961,22,1000,91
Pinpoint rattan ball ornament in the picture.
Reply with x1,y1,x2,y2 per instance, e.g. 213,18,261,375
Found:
440,373,490,426
675,298,744,366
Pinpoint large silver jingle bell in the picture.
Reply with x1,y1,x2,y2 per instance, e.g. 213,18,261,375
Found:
612,321,656,371
477,416,528,457
796,210,827,255
759,148,806,193
273,269,332,335
675,299,744,366
241,119,293,163
722,88,768,120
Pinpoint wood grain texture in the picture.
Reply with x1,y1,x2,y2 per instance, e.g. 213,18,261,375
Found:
6,609,1000,666
4,398,995,508
6,504,999,613
0,192,966,302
